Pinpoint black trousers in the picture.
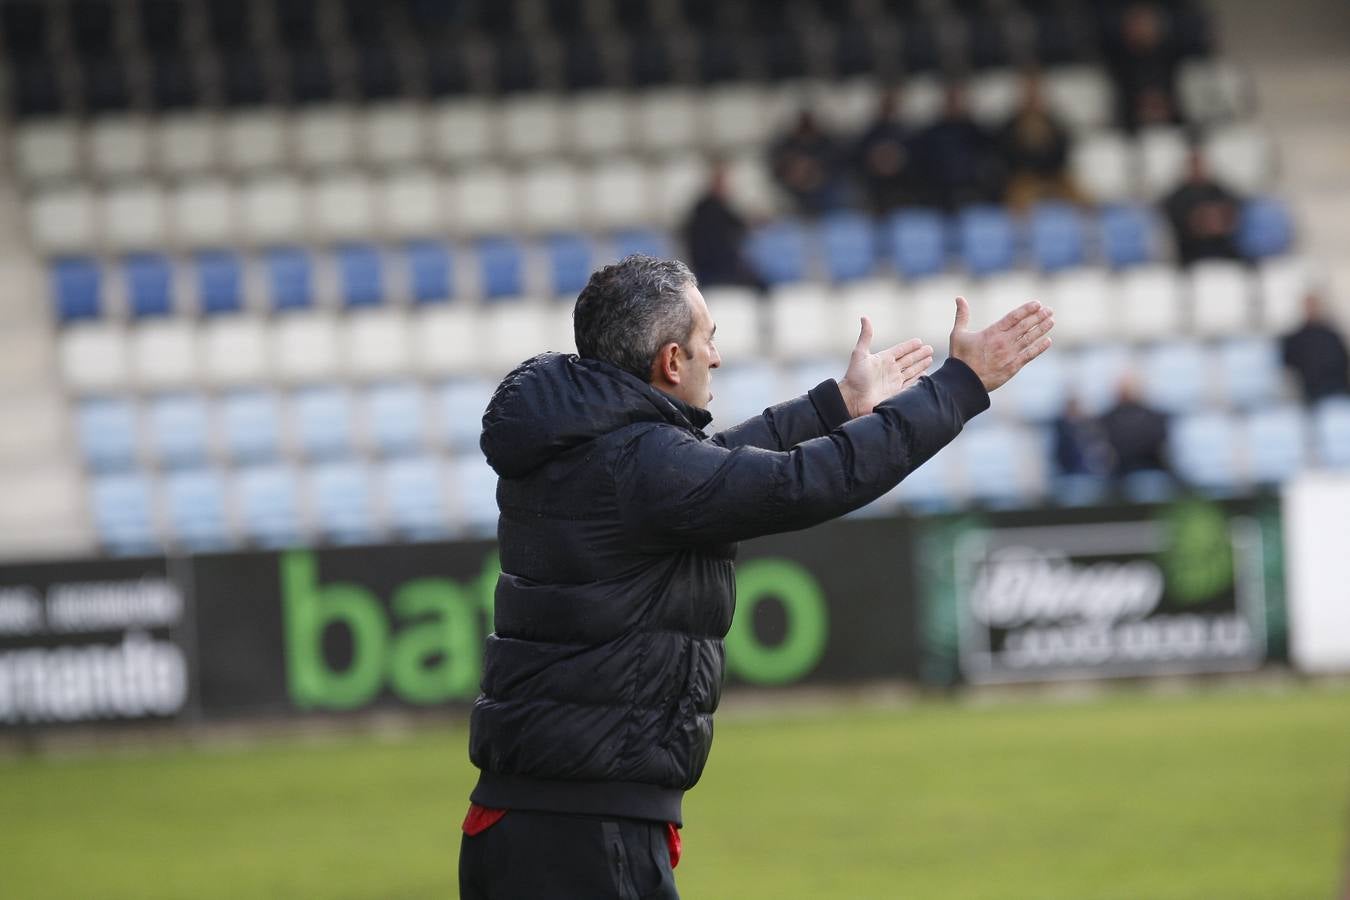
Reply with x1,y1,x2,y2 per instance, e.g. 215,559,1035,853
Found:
459,810,681,900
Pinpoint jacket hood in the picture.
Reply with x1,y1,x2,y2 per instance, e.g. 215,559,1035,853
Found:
481,353,713,478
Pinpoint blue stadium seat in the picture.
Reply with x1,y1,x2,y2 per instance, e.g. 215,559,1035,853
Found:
196,250,244,315
998,347,1067,422
613,228,672,260
547,233,594,297
708,363,780,431
234,464,304,548
1312,397,1350,468
451,453,500,537
75,398,138,471
292,386,354,459
265,246,314,311
124,254,174,318
1051,473,1112,507
1244,406,1308,484
146,393,211,468
309,461,378,545
748,221,810,285
1099,204,1155,269
1169,412,1241,493
957,205,1017,276
1216,337,1281,409
1238,197,1294,259
885,210,947,279
892,442,957,513
365,382,426,456
90,472,157,555
406,240,454,304
51,257,103,321
336,243,385,308
162,468,232,551
820,212,877,282
380,455,451,540
1068,345,1135,415
437,378,497,451
219,390,282,463
961,422,1039,508
1140,341,1210,414
1027,203,1086,273
478,237,526,299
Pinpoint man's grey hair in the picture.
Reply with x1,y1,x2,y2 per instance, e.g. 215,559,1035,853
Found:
573,255,698,381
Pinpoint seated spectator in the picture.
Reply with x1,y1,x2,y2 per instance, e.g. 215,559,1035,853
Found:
1100,374,1171,477
768,110,848,216
998,72,1082,212
681,160,763,290
909,83,1003,212
1053,397,1113,476
1104,2,1182,133
1163,147,1244,266
1281,291,1350,403
852,88,914,215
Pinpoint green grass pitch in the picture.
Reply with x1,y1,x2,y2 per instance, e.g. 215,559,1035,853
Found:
3,682,1347,899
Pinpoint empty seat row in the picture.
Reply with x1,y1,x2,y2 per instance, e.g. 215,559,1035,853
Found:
48,230,672,320
1073,123,1276,203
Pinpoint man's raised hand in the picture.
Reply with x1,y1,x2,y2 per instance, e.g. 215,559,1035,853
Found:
838,316,935,418
949,296,1054,392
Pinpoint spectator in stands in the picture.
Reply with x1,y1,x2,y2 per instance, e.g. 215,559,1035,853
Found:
1100,374,1171,478
1281,292,1350,403
1104,2,1183,133
852,87,914,215
681,161,763,291
909,83,1003,211
1053,396,1112,477
768,109,848,216
997,72,1082,212
1163,146,1244,266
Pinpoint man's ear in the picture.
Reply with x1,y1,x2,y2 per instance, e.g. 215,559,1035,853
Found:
651,342,684,388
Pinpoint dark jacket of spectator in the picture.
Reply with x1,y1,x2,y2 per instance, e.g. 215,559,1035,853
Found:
769,110,847,216
681,166,761,290
1104,3,1183,133
1053,399,1112,476
1100,387,1170,476
1163,150,1243,266
1281,295,1350,402
852,91,914,214
910,86,1003,211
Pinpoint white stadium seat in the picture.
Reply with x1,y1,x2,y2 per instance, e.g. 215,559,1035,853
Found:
910,275,968,350
480,301,553,374
500,94,565,160
1136,126,1189,197
1190,260,1254,337
900,76,944,127
1044,267,1115,345
704,84,772,151
1258,255,1318,334
966,271,1042,336
13,120,81,182
311,171,377,242
273,312,341,383
635,88,699,153
1072,132,1134,204
727,151,780,219
362,101,426,166
1069,344,1136,415
651,153,707,226
1118,264,1185,341
568,91,633,156
88,116,152,178
701,286,762,360
155,113,219,175
429,99,496,163
414,304,481,376
520,162,584,234
1204,124,1275,195
814,79,882,134
293,105,359,169
345,309,413,380
29,186,99,254
171,178,237,249
223,109,289,172
836,278,909,353
240,174,308,245
202,316,271,386
131,319,199,389
378,168,446,239
1044,66,1113,132
450,166,515,236
587,157,651,231
769,283,836,360
968,70,1021,127
1179,59,1252,125
59,323,130,393
103,182,168,252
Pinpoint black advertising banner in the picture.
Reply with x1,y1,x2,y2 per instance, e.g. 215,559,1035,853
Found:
916,497,1286,685
0,557,193,727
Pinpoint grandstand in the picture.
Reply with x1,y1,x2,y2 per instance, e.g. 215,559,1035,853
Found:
0,0,1347,559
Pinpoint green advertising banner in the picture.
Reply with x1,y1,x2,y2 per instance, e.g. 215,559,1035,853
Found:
917,497,1286,685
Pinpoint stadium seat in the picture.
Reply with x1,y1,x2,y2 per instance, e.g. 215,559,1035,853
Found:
520,162,585,234
379,169,445,239
612,228,672,261
1312,398,1350,468
588,158,651,231
155,112,219,175
1238,197,1294,259
291,386,356,459
406,241,455,304
195,251,244,315
60,323,130,393
886,210,948,279
726,151,780,218
223,109,288,172
103,183,168,253
1071,132,1134,204
477,237,526,299
437,378,497,451
910,275,968,350
202,316,270,386
1118,264,1185,341
146,393,211,468
1189,260,1254,337
264,247,314,311
1257,255,1316,334
172,179,236,249
892,438,959,512
1139,341,1211,414
90,472,158,554
131,319,198,389
1099,204,1157,269
293,105,358,169
242,175,307,246
749,221,811,285
1069,344,1136,415
1170,412,1243,493
704,84,772,151
702,287,762,360
1179,59,1252,125
1027,203,1087,273
451,166,516,237
13,120,80,183
336,244,384,308
415,306,480,376
1136,126,1189,197
123,254,175,318
1045,67,1113,132
364,381,427,457
1045,267,1114,345
968,70,1020,127
233,464,305,548
967,270,1041,335
51,257,103,322
479,301,560,372
651,153,707,227
30,187,98,254
219,390,283,463
162,468,233,551
569,91,633,157
272,312,340,383
380,455,452,540
709,363,781,431
308,461,379,544
1216,337,1283,409
634,88,699,153
312,172,377,243
1205,125,1274,195
1244,406,1308,484
957,206,1017,276
960,421,1044,508
833,278,907,350
75,398,139,471
820,212,877,282
546,234,594,298
89,116,151,178
450,453,500,537
998,346,1067,423
429,99,495,163
501,94,565,160
345,308,412,380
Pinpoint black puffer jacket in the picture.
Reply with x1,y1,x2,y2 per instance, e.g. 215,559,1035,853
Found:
469,353,988,824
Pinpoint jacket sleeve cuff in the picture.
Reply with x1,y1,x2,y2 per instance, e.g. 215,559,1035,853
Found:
928,358,991,422
808,380,852,430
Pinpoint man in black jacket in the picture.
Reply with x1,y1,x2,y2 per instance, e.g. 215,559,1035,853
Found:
460,255,1055,899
